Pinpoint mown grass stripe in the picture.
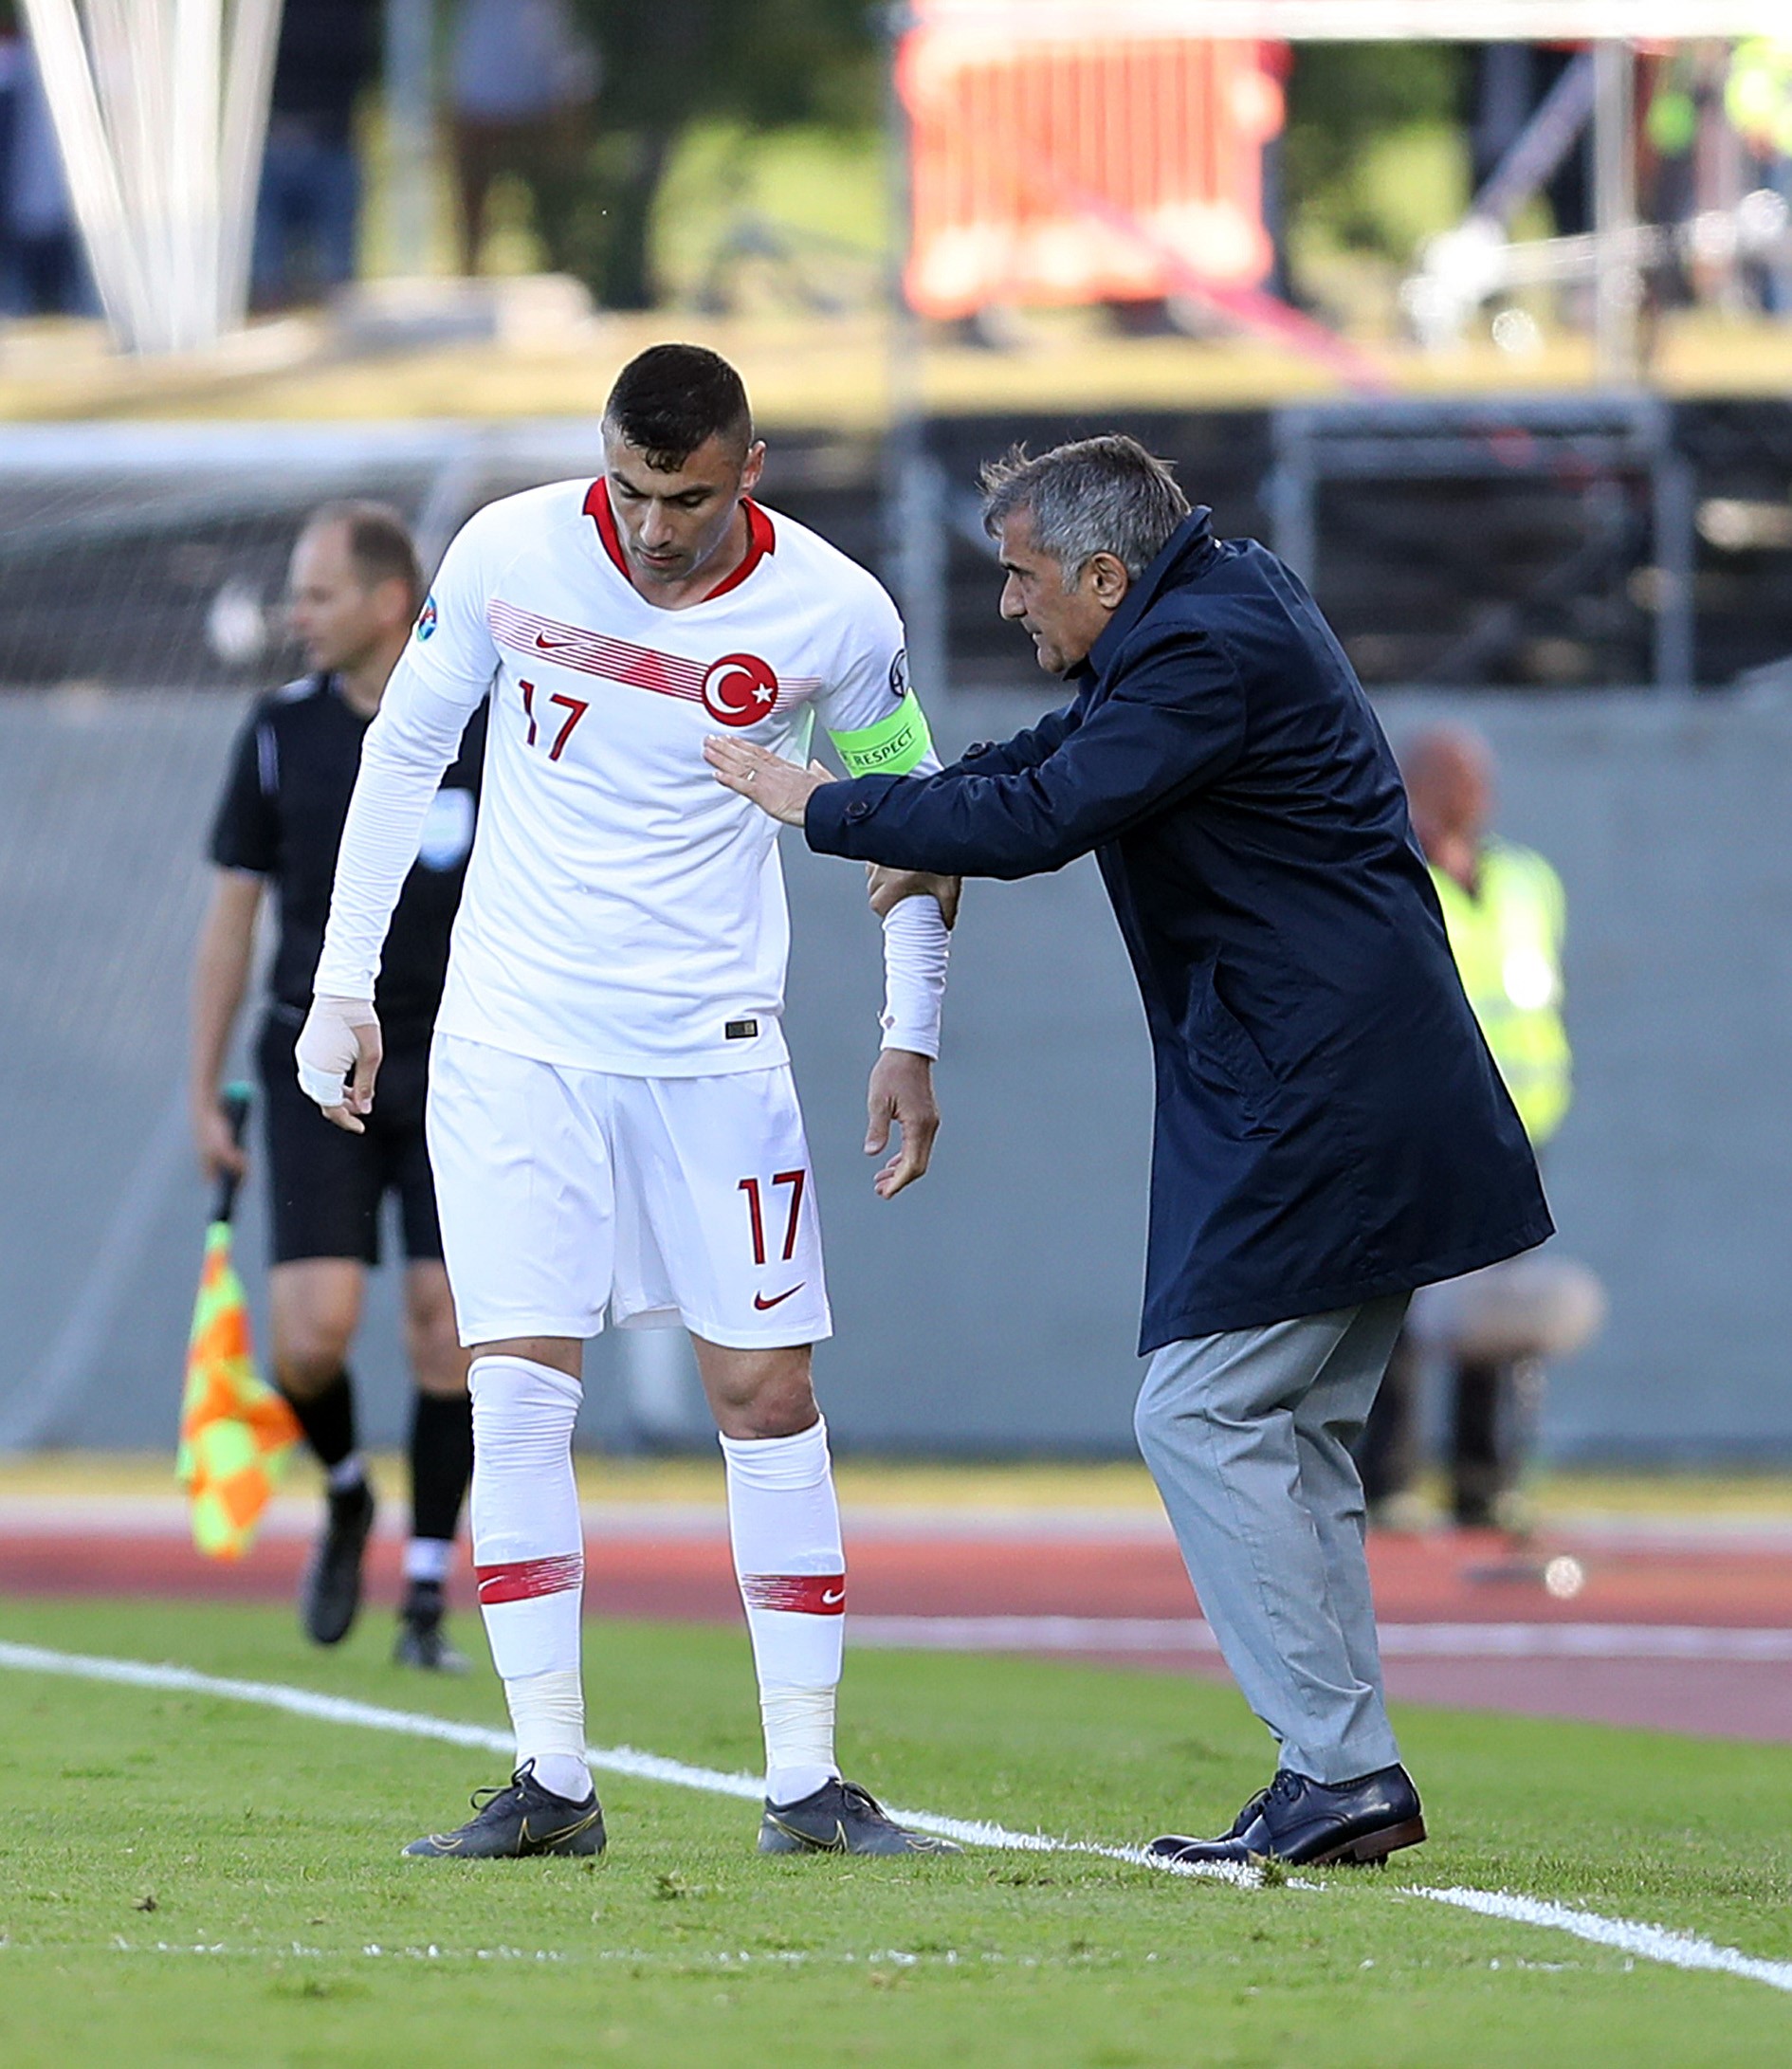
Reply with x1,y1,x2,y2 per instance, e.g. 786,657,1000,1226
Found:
5,1637,1789,1994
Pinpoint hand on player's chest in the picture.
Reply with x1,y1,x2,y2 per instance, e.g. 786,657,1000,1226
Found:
488,587,824,772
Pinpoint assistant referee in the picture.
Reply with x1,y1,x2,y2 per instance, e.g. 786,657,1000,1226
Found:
190,501,486,1669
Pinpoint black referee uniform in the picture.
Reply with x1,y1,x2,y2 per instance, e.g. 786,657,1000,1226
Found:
209,670,485,1658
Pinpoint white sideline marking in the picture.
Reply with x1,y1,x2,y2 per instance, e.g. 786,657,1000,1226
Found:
0,1639,1253,1886
3,1638,1788,1995
850,1617,1792,1663
1412,1887,1792,1995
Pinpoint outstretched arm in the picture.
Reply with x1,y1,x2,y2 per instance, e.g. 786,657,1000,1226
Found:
708,628,1244,882
866,706,1083,922
934,700,1082,780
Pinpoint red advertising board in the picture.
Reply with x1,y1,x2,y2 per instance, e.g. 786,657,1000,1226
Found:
901,9,1286,318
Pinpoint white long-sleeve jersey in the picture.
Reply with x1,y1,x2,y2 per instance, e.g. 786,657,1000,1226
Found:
314,479,948,1074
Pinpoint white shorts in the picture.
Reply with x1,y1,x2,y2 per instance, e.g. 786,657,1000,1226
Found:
427,1032,832,1350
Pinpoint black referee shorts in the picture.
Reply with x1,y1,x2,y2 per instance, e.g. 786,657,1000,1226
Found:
256,1007,444,1267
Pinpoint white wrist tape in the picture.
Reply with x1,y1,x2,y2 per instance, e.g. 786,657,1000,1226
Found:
295,995,379,1110
878,894,949,1059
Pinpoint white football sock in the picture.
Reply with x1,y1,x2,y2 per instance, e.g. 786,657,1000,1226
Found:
720,1417,844,1806
503,1669,589,1802
469,1355,591,1804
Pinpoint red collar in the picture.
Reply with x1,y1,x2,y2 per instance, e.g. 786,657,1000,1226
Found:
584,478,776,602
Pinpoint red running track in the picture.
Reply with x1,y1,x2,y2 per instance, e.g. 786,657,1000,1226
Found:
2,1518,1787,1743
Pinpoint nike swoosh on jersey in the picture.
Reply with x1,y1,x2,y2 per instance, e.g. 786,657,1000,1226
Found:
753,1285,805,1310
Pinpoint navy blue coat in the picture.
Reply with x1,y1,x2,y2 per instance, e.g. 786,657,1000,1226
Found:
806,509,1553,1352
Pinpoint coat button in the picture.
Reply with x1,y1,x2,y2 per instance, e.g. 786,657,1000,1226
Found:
964,740,997,760
845,799,871,823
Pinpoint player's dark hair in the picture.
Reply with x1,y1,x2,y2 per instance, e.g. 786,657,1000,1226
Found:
603,343,753,471
305,500,425,610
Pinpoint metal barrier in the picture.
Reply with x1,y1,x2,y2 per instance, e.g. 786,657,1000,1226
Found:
1267,394,1697,691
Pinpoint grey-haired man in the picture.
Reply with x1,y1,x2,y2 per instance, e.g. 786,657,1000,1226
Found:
709,434,1551,1867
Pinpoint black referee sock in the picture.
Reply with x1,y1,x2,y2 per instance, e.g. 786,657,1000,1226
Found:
409,1388,474,1547
281,1367,358,1474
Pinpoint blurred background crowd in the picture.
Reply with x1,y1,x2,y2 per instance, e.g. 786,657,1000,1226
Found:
0,4,1787,344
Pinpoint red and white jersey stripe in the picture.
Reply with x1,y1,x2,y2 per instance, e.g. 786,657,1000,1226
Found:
486,597,826,708
380,477,912,1077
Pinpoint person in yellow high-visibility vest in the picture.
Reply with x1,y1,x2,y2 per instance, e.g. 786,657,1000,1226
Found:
1727,36,1792,316
1358,726,1602,1532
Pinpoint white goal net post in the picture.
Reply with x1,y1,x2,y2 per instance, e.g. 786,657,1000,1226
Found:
20,0,283,355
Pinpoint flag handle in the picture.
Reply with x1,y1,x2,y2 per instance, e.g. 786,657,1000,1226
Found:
211,1081,252,1227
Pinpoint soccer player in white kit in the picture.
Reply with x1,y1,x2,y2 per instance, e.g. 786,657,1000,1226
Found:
296,345,960,1858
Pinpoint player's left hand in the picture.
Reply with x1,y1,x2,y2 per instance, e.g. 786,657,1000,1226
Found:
704,736,832,826
865,1049,939,1199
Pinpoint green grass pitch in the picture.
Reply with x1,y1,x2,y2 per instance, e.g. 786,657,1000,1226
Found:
0,1598,1787,2067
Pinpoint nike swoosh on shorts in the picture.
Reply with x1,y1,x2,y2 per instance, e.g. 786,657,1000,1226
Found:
754,1285,804,1310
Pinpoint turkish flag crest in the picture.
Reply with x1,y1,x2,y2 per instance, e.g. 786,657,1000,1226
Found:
702,652,779,726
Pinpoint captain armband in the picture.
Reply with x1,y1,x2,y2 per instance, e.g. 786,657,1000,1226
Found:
828,691,933,778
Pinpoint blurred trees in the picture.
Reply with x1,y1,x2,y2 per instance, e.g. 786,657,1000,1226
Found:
533,18,1472,315
1283,42,1469,262
564,0,881,308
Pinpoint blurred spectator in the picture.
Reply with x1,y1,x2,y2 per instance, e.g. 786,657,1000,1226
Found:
0,24,93,317
0,12,22,302
253,0,382,310
450,0,597,278
1358,726,1603,1533
1470,42,1591,238
1642,45,1716,317
1726,36,1792,314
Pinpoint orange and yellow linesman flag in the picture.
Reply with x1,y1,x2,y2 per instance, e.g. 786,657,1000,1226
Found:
174,1087,302,1559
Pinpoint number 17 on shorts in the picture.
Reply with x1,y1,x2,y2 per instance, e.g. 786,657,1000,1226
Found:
637,1065,831,1349
740,1166,818,1311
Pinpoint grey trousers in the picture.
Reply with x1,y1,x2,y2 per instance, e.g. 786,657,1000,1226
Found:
1133,1293,1410,1785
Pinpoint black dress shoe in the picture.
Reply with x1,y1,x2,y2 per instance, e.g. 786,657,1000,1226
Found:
1144,1782,1274,1863
1149,1763,1425,1868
